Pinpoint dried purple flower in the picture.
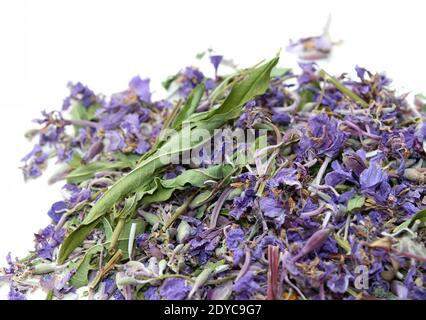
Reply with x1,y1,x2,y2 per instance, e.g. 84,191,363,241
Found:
327,273,350,294
233,271,262,300
293,228,331,261
128,76,152,103
298,113,347,158
144,286,161,300
47,201,67,223
159,278,191,300
34,225,65,260
210,55,223,77
229,188,256,220
8,287,26,300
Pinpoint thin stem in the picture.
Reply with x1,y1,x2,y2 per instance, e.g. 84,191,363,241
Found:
90,249,123,290
313,156,332,186
108,218,126,255
341,120,381,140
45,289,54,300
209,187,232,229
272,91,301,114
162,194,195,231
66,119,99,128
319,69,369,108
141,273,194,283
207,275,236,286
235,246,251,282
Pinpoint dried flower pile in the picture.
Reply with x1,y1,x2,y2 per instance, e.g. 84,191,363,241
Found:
2,51,426,300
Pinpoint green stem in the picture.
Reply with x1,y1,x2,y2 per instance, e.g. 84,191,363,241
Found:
319,69,369,108
108,218,126,255
346,287,359,298
45,289,54,300
209,62,264,104
207,275,236,286
162,99,183,133
145,273,194,283
90,249,123,290
32,262,56,275
256,180,267,197
136,100,183,167
17,252,36,263
209,74,236,103
162,194,196,231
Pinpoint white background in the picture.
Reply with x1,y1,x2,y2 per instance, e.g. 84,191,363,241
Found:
0,0,425,270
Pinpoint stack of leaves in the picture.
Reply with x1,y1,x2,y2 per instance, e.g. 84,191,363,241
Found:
2,52,426,300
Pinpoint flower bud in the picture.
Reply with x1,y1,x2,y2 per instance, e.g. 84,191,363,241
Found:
294,228,331,261
188,268,213,299
158,259,167,276
32,262,56,274
403,168,426,183
210,281,233,300
189,190,212,209
140,210,161,226
227,188,243,201
177,220,191,243
83,141,104,162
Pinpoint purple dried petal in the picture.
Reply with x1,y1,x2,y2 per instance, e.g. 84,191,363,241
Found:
159,278,191,300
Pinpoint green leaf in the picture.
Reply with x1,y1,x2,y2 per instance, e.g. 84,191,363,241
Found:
213,55,279,117
58,218,100,264
204,259,225,270
161,164,232,189
69,220,145,287
194,259,225,276
171,83,205,130
140,181,175,205
372,287,397,300
334,234,351,254
57,56,279,263
162,74,178,90
102,217,113,241
270,67,290,78
114,193,140,219
298,89,315,111
65,161,131,184
115,153,141,168
140,210,162,226
196,51,206,60
108,219,145,260
190,55,280,124
196,205,206,219
69,244,102,288
347,194,365,212
319,69,369,108
68,153,83,169
143,165,232,204
189,190,213,209
415,93,426,99
392,209,426,235
70,103,99,122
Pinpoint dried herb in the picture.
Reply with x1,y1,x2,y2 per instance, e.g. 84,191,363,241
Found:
4,50,426,301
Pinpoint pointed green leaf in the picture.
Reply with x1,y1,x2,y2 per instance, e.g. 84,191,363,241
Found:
347,194,365,212
57,55,279,263
393,209,426,235
69,244,103,288
171,83,205,129
58,218,101,264
66,161,130,184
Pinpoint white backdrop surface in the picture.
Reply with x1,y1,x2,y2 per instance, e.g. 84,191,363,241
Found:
0,0,425,284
